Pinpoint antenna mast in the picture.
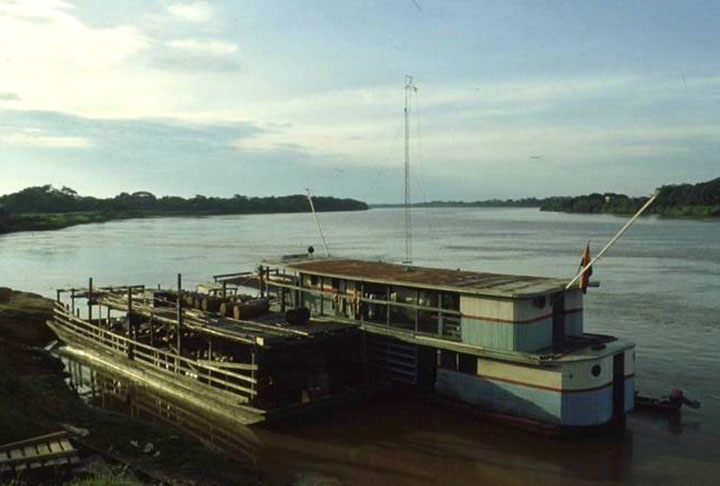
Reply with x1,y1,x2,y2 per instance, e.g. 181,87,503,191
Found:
403,75,416,264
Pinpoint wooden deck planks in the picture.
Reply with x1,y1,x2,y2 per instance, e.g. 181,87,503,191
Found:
0,431,79,478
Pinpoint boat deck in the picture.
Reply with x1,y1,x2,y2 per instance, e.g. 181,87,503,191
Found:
97,290,357,348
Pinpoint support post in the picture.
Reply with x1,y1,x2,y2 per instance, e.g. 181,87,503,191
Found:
258,266,265,298
415,290,420,333
88,278,93,322
127,287,133,338
176,273,183,358
265,267,270,297
319,277,324,315
149,312,154,347
251,347,256,396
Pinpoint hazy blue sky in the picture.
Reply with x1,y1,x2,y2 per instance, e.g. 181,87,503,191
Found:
0,0,718,202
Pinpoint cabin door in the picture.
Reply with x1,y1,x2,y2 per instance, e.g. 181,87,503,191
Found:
552,292,565,346
612,353,625,421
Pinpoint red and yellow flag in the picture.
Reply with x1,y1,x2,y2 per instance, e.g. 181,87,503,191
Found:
579,243,593,294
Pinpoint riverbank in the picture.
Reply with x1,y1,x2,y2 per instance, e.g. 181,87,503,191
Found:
0,288,260,485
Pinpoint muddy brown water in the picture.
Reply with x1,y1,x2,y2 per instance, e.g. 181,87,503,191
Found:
2,207,719,484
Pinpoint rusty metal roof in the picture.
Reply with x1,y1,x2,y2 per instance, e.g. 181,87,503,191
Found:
277,258,572,298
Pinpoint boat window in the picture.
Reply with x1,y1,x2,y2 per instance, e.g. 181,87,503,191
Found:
310,275,318,286
591,364,601,377
363,282,388,324
441,293,459,311
439,350,457,370
389,286,416,330
418,291,439,335
458,354,476,374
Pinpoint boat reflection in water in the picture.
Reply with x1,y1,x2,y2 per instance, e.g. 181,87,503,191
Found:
63,355,263,470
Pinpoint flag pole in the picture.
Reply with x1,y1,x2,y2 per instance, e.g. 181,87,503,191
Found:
566,192,659,290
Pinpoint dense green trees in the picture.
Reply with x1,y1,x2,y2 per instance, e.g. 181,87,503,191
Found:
0,185,369,234
372,198,543,208
540,177,720,217
0,185,368,216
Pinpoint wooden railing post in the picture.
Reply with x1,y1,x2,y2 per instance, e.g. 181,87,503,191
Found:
88,278,93,322
176,273,183,360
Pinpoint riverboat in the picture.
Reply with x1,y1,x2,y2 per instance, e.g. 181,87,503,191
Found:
48,253,634,433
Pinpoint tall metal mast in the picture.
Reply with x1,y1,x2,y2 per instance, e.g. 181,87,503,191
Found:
403,75,416,264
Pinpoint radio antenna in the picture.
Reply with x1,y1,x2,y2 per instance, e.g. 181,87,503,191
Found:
403,75,417,264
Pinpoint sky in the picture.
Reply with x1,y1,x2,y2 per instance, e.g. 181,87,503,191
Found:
0,0,718,202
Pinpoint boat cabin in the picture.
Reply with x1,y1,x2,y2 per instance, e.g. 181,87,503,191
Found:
264,258,584,354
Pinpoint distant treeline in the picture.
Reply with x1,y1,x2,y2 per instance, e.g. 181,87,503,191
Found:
540,177,720,217
371,198,543,208
0,185,368,234
371,177,720,218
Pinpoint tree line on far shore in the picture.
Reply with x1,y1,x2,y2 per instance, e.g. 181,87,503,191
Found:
0,185,369,234
0,175,718,235
0,185,368,216
539,177,720,217
371,176,719,217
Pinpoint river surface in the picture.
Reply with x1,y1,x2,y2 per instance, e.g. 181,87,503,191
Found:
2,207,720,484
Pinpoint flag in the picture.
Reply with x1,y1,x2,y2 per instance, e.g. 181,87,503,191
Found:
579,243,593,294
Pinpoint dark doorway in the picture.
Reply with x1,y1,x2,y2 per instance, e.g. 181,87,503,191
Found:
612,353,625,422
552,292,565,346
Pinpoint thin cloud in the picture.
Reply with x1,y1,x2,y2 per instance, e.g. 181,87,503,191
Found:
167,38,238,56
0,130,91,149
165,1,216,23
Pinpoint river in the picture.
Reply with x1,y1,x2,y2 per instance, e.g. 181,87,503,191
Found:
2,207,719,484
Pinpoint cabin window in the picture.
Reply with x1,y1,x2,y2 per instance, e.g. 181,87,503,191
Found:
591,365,601,377
458,354,476,375
439,292,461,340
439,350,457,370
310,275,318,286
417,291,439,335
363,282,388,324
389,286,417,330
441,293,459,311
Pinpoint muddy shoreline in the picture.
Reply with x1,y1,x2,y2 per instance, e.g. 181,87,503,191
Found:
0,288,260,485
